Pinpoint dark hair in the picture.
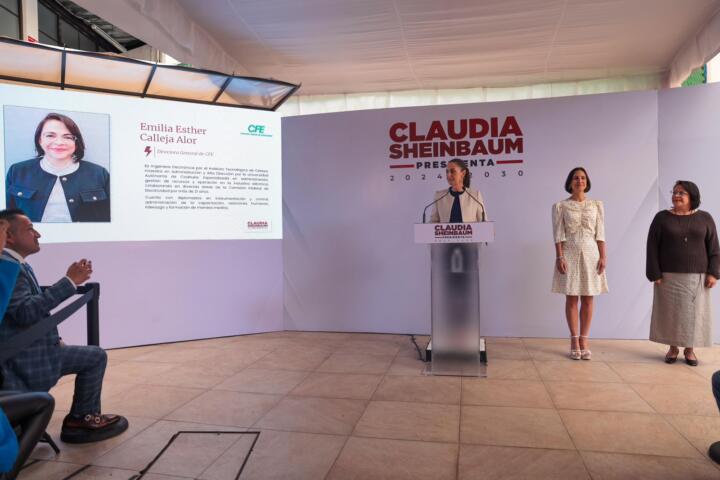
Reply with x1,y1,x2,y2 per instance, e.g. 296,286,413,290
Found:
448,158,471,188
564,167,591,193
674,180,701,210
0,208,27,225
34,113,85,162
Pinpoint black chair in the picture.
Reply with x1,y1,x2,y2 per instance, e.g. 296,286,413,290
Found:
710,371,720,464
0,391,55,479
39,432,59,454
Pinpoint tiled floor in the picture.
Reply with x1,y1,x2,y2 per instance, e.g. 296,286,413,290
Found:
17,333,720,479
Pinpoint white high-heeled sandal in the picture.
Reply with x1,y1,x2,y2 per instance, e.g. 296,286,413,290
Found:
580,335,591,360
569,335,581,360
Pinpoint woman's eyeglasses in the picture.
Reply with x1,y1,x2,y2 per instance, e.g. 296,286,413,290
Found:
671,190,689,197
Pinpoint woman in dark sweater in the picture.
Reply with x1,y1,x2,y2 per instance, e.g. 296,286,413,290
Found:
646,181,720,365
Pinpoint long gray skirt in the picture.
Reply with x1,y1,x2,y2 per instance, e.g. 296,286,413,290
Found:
650,272,713,347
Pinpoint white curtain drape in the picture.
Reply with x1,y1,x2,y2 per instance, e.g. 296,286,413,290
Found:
278,74,661,116
666,8,720,87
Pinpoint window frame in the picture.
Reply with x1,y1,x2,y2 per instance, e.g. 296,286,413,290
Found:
0,0,22,40
37,0,121,52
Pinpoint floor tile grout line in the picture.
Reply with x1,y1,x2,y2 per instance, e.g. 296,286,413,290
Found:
626,383,720,418
150,419,719,462
92,425,260,474
88,419,228,469
28,461,143,478
321,433,352,479
37,441,720,476
245,343,361,466
43,335,380,470
552,405,719,465
543,379,657,413
142,384,226,426
362,342,403,426
229,349,322,375
530,356,595,479
193,431,256,479
321,337,405,479
576,448,719,461
113,417,258,431
50,334,720,476
650,405,720,465
603,360,716,385
149,389,710,417
625,382,672,416
240,381,290,431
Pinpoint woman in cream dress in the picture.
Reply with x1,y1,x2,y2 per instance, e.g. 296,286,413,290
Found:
552,167,608,360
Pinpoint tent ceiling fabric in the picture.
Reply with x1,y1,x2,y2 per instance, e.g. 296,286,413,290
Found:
75,0,720,95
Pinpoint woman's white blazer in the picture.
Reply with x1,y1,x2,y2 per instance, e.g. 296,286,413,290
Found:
430,188,488,223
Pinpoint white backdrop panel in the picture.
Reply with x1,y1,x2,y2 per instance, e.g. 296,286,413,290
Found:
658,83,720,343
283,91,659,338
36,239,284,349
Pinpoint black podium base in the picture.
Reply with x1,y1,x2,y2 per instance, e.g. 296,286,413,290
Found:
425,339,487,363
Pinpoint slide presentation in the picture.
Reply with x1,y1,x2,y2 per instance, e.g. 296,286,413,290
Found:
0,83,282,243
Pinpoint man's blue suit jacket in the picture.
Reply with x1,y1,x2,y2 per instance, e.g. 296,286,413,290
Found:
0,251,76,391
0,259,19,473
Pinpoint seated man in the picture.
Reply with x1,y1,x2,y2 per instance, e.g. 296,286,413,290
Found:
0,208,127,444
0,218,55,479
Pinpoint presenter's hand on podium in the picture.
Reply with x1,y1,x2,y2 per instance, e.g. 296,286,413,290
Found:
556,257,567,274
654,278,663,285
706,274,717,289
67,259,93,285
596,257,607,275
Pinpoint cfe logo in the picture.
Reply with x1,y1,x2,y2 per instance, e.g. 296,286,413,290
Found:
242,124,273,138
144,146,152,157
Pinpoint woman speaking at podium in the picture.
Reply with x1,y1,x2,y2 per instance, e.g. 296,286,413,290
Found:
430,159,487,223
427,158,486,358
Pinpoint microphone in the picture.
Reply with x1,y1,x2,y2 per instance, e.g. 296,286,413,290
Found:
421,190,450,223
463,189,486,222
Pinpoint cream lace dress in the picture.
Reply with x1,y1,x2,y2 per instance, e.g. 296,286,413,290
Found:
552,199,609,296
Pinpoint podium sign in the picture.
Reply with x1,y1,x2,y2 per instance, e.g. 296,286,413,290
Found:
415,222,494,376
414,222,495,244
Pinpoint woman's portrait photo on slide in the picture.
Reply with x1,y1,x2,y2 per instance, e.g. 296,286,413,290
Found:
3,106,111,223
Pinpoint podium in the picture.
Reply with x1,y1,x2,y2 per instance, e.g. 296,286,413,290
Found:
415,222,495,376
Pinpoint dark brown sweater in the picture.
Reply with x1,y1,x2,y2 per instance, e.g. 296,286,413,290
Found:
646,210,720,281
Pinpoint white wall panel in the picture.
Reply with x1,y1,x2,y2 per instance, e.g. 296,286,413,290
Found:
658,83,720,343
283,91,659,338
